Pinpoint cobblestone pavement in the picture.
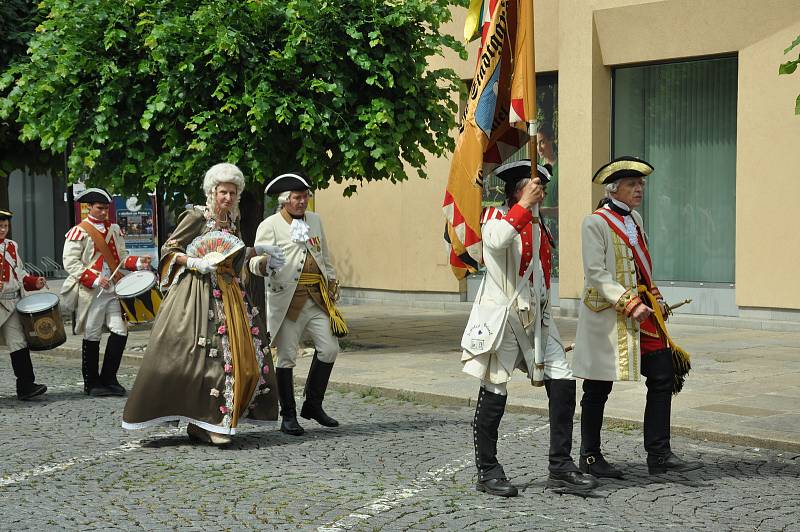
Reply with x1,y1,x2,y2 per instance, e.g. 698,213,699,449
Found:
2,354,799,531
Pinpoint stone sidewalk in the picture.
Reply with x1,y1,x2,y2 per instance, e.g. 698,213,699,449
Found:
39,303,800,452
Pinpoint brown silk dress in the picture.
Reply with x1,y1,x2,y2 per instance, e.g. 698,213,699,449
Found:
122,207,278,434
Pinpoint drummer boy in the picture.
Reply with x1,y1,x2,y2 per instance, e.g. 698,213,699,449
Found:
0,209,49,400
61,188,151,397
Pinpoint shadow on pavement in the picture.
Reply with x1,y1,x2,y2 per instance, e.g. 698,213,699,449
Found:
141,419,470,450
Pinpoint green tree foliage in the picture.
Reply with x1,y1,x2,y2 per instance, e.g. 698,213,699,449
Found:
0,0,52,178
779,35,800,115
1,0,466,206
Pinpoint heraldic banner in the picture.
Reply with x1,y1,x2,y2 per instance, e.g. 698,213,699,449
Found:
443,0,537,279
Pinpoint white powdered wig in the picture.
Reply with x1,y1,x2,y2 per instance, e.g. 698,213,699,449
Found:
277,189,313,208
203,163,245,220
604,177,646,197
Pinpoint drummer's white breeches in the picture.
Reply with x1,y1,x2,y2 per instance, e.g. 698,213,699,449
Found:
1,312,29,351
83,289,127,341
274,299,339,369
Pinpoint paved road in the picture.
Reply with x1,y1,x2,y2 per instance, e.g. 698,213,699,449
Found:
2,354,799,531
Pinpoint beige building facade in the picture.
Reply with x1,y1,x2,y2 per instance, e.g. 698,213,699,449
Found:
315,0,800,327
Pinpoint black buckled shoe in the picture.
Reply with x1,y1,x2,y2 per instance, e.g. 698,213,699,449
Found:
476,477,518,497
101,379,127,397
300,403,338,427
647,452,703,475
547,470,599,492
579,454,624,478
280,416,305,436
87,384,115,397
17,381,47,401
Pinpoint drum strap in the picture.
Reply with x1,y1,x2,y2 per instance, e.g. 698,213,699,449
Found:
78,221,122,282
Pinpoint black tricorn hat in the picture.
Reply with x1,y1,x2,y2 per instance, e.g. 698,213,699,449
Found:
592,156,653,185
493,159,552,185
0,209,12,221
264,172,311,196
75,187,112,204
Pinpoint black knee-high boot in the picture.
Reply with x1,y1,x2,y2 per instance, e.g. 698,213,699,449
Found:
544,379,598,492
473,387,517,497
643,349,702,474
10,348,47,400
82,339,112,397
100,333,128,396
276,368,304,436
300,352,339,427
545,379,579,473
579,379,622,478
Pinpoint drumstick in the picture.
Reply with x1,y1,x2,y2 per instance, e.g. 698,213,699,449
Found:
95,255,128,299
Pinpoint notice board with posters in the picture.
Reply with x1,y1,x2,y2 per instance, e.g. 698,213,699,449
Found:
73,185,159,262
113,195,158,262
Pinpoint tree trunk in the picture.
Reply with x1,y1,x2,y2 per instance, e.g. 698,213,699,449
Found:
239,189,266,322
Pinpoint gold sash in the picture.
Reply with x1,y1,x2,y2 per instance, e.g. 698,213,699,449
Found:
219,274,259,427
297,273,348,337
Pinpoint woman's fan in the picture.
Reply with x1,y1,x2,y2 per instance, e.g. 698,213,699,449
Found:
186,231,245,265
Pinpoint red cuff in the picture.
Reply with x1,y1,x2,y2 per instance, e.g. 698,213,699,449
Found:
503,204,533,233
124,256,139,270
80,269,98,289
23,275,41,291
624,296,644,317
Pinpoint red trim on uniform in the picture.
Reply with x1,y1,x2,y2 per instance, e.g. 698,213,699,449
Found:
641,316,667,353
624,296,643,317
539,224,552,289
80,268,98,289
124,255,139,270
23,275,41,291
518,221,534,277
65,227,86,241
504,204,533,233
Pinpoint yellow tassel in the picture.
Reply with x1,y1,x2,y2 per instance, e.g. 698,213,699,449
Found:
299,272,348,338
639,286,691,394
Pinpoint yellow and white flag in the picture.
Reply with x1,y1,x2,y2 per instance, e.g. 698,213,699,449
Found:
443,0,537,279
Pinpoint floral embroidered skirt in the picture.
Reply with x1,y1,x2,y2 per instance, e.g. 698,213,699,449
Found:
122,269,278,435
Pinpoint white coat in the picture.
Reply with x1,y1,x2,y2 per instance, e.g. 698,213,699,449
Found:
250,211,336,339
61,222,138,335
461,204,553,384
571,208,646,382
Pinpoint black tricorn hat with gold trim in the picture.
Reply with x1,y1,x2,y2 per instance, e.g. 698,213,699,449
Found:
592,156,653,185
0,209,12,221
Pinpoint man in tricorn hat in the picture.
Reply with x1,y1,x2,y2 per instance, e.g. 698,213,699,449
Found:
250,172,345,436
462,160,598,497
572,156,701,478
61,188,152,397
0,209,49,399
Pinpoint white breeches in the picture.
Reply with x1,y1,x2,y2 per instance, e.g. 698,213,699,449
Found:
274,298,339,369
83,289,127,341
472,322,573,391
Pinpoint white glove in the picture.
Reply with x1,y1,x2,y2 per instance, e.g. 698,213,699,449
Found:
254,244,285,259
268,255,286,271
186,256,216,274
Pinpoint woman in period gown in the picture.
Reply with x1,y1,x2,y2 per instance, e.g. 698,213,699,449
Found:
122,163,281,445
